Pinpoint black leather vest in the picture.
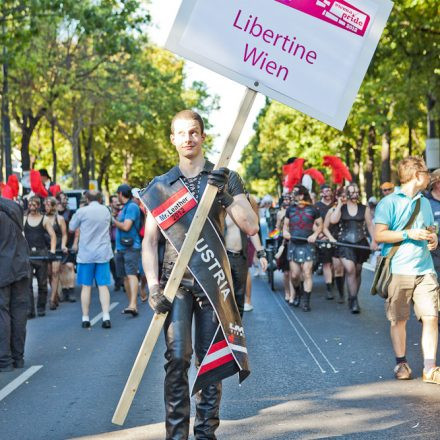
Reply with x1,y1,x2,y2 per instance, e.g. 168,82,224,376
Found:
339,204,367,243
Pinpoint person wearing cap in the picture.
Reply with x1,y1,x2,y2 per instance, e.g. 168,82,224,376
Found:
69,190,113,328
380,182,395,198
426,169,440,278
113,184,142,316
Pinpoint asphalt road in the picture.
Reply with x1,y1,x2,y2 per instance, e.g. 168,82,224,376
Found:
1,268,440,440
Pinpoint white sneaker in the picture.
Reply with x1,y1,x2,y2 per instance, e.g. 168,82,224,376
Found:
244,303,254,312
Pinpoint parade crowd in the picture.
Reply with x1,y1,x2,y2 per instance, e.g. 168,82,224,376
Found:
1,110,440,439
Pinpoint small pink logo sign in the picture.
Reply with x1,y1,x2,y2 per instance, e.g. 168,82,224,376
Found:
275,0,370,37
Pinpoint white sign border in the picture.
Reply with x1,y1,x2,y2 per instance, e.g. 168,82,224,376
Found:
166,0,393,130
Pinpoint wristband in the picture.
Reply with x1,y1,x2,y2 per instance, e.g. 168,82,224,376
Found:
218,192,234,209
256,249,267,259
402,230,408,240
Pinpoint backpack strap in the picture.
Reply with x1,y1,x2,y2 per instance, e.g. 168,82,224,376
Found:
387,198,421,260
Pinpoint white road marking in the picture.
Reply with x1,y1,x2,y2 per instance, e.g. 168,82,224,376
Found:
90,302,119,326
285,302,339,373
0,365,43,402
273,294,326,373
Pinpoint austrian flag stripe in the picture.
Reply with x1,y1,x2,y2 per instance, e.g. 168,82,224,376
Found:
150,187,197,230
199,339,234,375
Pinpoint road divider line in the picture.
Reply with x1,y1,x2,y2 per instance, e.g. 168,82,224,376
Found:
285,303,339,373
273,294,326,373
90,302,119,326
0,365,43,402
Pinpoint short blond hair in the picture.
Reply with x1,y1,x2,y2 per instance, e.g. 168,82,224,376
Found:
398,156,427,184
171,110,204,134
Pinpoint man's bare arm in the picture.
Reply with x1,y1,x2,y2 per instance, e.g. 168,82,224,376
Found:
43,217,57,253
226,194,259,236
374,223,432,244
142,212,160,289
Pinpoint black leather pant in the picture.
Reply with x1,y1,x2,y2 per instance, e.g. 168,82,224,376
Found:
163,287,222,440
227,253,248,317
29,260,48,313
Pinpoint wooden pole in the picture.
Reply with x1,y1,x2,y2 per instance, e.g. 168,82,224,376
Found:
112,87,257,425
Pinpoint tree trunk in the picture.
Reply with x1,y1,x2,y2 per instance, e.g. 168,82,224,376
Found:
407,120,413,156
344,142,351,170
365,125,376,199
381,128,391,183
15,108,46,172
50,118,57,182
98,150,111,191
352,129,365,185
1,39,12,179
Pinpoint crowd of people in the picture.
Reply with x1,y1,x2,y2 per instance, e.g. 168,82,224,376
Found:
0,109,439,437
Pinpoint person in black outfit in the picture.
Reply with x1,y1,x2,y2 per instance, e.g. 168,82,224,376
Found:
329,183,376,313
143,110,258,440
0,197,31,372
314,184,337,300
56,192,76,302
283,185,323,312
44,196,68,309
24,196,57,318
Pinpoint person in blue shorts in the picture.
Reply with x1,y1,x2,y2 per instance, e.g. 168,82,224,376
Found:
113,184,142,316
69,191,113,329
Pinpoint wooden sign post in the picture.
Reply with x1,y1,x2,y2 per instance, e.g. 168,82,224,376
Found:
112,87,257,426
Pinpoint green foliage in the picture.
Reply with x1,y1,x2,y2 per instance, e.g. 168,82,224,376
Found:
1,0,218,192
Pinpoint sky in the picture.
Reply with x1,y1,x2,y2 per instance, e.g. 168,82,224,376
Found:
146,0,266,170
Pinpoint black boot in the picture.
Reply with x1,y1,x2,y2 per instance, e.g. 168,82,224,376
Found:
349,296,360,314
293,284,302,307
65,287,76,303
302,292,311,312
335,276,345,304
326,283,334,300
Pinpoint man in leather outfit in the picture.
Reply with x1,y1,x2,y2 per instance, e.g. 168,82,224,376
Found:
142,110,258,440
283,185,323,311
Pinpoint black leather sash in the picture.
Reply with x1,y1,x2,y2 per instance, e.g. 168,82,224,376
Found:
140,177,250,395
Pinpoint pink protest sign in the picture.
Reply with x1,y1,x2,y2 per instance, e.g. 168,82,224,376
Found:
275,0,370,37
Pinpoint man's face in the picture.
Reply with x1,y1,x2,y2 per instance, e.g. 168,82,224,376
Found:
293,188,304,203
432,181,440,193
417,168,431,190
282,195,290,208
170,119,205,160
28,200,39,214
59,193,67,207
381,187,393,196
117,193,123,204
321,187,333,201
44,199,55,213
111,197,119,210
346,185,359,201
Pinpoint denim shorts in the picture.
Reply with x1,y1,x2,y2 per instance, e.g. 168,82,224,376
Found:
115,248,141,277
77,262,111,286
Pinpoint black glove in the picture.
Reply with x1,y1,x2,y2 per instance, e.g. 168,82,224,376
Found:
48,252,57,261
208,167,234,208
148,285,173,314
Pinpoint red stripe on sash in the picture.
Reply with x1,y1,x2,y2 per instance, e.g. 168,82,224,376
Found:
151,187,189,216
208,339,228,354
199,354,234,375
